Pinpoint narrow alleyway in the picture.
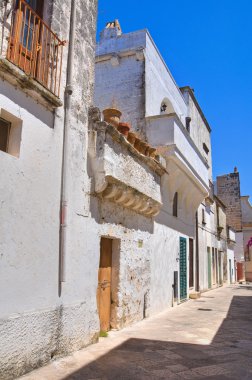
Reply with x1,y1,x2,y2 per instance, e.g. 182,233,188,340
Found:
20,285,252,380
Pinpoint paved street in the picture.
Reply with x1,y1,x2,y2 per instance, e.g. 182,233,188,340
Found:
20,285,252,380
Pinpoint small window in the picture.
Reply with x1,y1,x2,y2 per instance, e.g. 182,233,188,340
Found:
185,117,191,134
202,209,206,225
160,102,167,113
160,98,174,114
0,110,22,158
203,143,209,155
173,192,178,217
0,118,11,153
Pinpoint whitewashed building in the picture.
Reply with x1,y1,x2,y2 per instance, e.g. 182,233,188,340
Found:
95,21,211,309
0,7,167,377
181,87,235,291
0,0,98,378
95,21,236,303
241,196,252,281
0,8,236,378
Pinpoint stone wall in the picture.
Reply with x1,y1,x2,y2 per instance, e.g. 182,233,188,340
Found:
216,171,242,232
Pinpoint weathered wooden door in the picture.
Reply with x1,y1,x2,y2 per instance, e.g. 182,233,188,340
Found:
189,238,194,288
179,237,187,301
97,238,112,332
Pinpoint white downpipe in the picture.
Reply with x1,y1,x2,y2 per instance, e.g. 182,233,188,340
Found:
59,0,76,283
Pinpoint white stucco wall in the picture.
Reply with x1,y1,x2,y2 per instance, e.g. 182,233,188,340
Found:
0,0,99,378
241,196,252,224
234,232,244,262
0,81,61,315
0,78,101,378
94,55,146,136
181,86,215,292
96,29,146,57
149,222,186,314
146,114,209,189
182,89,212,181
227,248,235,283
198,204,209,291
145,33,187,122
241,196,252,250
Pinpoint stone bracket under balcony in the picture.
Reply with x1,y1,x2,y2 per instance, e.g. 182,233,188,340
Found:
97,177,161,217
0,57,62,109
88,108,166,217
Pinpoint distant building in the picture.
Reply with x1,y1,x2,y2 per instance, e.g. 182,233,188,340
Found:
216,169,252,281
241,196,252,281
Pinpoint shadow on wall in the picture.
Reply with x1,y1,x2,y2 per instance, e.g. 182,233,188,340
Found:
89,195,154,234
0,79,54,128
61,294,252,379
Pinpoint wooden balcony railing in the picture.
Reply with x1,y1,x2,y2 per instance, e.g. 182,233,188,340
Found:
6,0,65,97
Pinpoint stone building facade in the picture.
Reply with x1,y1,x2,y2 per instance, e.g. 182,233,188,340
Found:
0,5,183,378
180,86,216,293
95,21,215,310
95,21,236,301
216,170,243,232
216,169,252,281
181,88,236,292
0,8,237,379
216,169,244,276
241,196,252,253
241,196,252,281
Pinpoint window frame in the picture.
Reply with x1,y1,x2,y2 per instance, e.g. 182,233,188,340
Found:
173,192,178,217
203,142,209,155
0,117,11,153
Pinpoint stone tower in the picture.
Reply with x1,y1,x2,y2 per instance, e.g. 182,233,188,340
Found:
216,168,242,232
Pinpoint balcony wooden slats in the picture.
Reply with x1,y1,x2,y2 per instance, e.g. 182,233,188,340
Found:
6,0,65,97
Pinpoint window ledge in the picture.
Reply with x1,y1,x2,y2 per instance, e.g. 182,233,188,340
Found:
0,57,63,109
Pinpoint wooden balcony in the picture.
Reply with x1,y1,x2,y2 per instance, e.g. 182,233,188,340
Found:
6,0,65,98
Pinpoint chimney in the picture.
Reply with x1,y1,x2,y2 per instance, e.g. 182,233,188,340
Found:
100,19,122,41
234,166,238,173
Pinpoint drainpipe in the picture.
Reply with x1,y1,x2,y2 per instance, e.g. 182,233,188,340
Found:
195,211,200,292
0,1,10,55
59,0,76,283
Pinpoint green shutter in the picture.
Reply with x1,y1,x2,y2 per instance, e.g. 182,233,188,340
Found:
180,237,187,300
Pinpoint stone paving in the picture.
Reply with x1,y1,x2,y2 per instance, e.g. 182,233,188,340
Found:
20,285,252,380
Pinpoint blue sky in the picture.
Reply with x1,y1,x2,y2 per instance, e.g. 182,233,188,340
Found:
97,0,252,196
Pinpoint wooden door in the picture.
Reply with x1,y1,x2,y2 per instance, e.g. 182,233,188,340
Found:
189,238,194,288
97,238,112,332
179,237,187,301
